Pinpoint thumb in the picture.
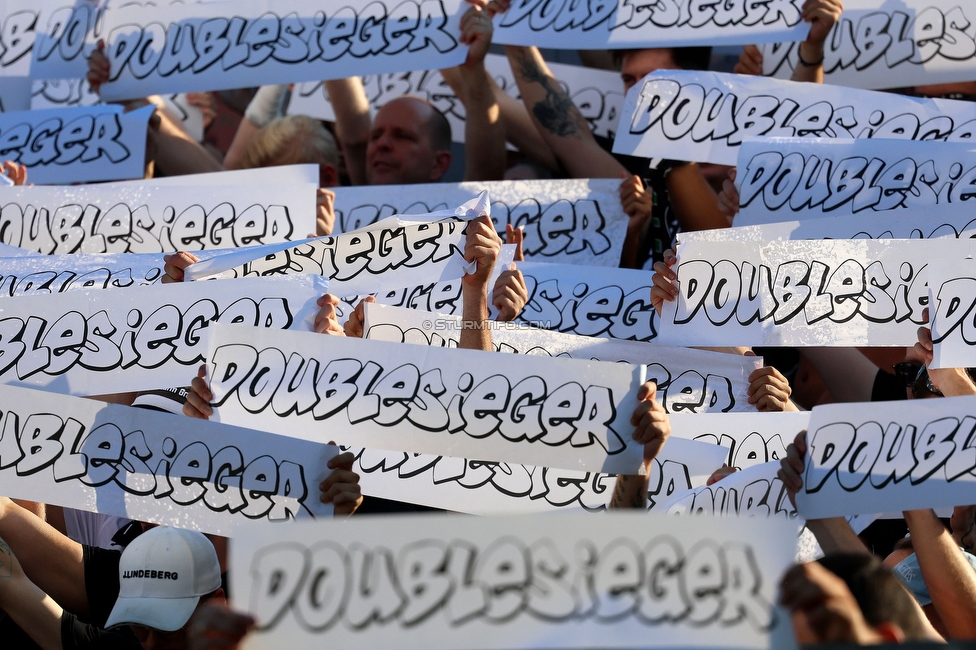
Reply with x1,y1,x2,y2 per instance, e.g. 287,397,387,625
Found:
638,381,657,402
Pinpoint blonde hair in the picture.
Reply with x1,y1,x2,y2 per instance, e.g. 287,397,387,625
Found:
234,114,339,170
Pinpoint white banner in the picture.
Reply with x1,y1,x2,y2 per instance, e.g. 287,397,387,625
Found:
207,322,646,474
674,411,810,471
664,460,795,519
796,396,976,518
659,238,963,347
364,302,761,412
232,511,799,650
350,400,811,518
186,195,487,294
491,0,808,49
735,137,976,225
0,275,325,396
685,202,976,243
761,0,976,90
29,81,206,142
0,242,33,257
288,53,625,144
331,179,626,266
929,256,976,369
0,383,337,536
0,251,165,297
613,70,976,165
345,260,659,342
347,435,729,515
0,104,152,184
518,261,658,341
98,0,469,101
0,181,316,254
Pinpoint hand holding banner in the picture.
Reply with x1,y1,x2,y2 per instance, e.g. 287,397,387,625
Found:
206,322,645,474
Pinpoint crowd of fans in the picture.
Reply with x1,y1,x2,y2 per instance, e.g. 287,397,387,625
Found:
2,0,976,647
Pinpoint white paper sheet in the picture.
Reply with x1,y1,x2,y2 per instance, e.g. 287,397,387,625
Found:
346,434,728,515
664,460,796,519
0,274,326,395
491,0,808,49
671,411,811,471
0,77,30,112
659,238,971,347
0,250,165,296
735,137,976,225
796,396,976,518
288,53,625,144
761,0,976,90
342,260,659,342
330,179,627,266
0,383,337,536
613,70,976,165
0,104,152,184
187,194,488,295
364,302,762,412
232,511,799,650
207,322,645,474
929,256,976,369
0,181,316,253
97,0,469,101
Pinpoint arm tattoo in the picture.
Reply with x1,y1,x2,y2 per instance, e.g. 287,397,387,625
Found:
611,475,648,510
512,51,589,138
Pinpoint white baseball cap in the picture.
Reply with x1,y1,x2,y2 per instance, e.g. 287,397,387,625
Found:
105,526,221,632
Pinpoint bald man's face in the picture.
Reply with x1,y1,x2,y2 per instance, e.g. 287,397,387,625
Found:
366,98,450,186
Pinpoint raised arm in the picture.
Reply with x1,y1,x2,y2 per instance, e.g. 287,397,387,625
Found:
904,509,976,639
454,4,506,181
792,0,843,83
460,215,502,351
0,497,88,618
0,536,64,650
504,45,626,179
325,78,371,186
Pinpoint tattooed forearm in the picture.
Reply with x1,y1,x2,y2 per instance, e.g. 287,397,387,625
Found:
511,50,589,139
610,474,648,510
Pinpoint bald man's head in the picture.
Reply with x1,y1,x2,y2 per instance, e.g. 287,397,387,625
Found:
366,96,453,186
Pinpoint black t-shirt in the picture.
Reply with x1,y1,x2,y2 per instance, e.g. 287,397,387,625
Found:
595,134,684,268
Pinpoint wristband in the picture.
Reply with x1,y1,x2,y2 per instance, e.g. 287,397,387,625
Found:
797,45,824,67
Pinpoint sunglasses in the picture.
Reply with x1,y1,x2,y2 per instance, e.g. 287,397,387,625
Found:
912,365,944,399
892,362,921,387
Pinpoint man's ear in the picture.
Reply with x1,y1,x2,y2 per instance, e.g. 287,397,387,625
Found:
875,621,905,643
319,163,338,188
210,587,226,604
431,151,452,181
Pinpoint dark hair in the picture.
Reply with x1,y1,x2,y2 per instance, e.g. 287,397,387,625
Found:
817,553,928,640
612,47,712,71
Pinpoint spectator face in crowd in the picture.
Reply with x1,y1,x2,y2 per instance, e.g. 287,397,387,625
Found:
366,96,453,186
231,114,340,188
617,47,712,93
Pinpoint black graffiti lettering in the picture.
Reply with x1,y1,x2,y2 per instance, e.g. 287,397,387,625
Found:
0,113,129,169
0,10,36,67
214,344,626,455
249,531,772,632
804,412,976,497
108,2,457,81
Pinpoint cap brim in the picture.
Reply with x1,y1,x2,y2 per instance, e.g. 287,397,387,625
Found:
104,595,200,632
